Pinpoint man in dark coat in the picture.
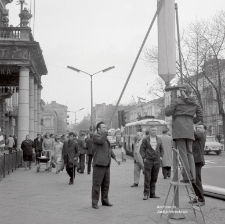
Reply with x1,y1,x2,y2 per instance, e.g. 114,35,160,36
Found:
62,132,80,185
92,121,120,209
86,133,93,174
165,84,203,183
33,133,43,164
77,132,87,173
190,124,206,206
21,134,34,170
140,126,163,200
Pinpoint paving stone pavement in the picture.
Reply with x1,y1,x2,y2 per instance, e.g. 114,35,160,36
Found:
0,148,224,224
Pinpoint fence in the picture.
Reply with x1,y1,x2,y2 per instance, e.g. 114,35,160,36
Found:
0,150,22,181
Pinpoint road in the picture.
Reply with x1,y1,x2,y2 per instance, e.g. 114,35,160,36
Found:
202,152,225,188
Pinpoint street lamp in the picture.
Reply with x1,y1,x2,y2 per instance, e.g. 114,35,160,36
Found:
67,66,115,132
67,108,84,132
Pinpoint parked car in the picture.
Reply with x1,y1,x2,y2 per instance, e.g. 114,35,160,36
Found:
107,136,117,149
204,136,223,155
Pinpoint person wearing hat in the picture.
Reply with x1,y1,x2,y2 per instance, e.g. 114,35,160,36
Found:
165,84,203,183
160,129,173,179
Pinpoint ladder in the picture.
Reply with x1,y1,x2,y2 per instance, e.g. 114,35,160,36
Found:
160,148,205,223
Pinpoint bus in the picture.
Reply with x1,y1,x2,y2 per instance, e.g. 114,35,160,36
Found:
123,118,169,156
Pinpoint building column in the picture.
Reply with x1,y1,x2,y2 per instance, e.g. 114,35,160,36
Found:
29,75,34,140
17,67,30,149
37,86,41,134
34,82,38,136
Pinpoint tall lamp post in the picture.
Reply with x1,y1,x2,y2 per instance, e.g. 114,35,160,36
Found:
67,66,115,132
67,108,84,132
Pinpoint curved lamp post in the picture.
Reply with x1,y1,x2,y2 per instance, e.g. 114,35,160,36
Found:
67,108,84,132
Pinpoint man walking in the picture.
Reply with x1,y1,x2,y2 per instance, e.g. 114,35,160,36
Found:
160,129,173,179
33,134,43,164
86,133,93,174
140,126,163,200
131,132,144,187
165,84,203,183
92,121,120,209
62,132,80,185
190,124,206,206
77,132,87,174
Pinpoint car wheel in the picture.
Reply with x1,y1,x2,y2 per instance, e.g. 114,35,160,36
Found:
216,150,221,155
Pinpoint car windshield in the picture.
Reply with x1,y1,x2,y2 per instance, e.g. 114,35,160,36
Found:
206,137,218,142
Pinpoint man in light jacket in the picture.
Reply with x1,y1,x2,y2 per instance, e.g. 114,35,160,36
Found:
165,84,203,183
160,129,173,179
131,132,144,187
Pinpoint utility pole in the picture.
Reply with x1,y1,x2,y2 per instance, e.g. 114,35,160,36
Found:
157,0,185,220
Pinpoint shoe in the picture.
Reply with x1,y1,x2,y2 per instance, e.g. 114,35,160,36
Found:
143,195,149,200
88,172,90,174
131,183,138,187
80,172,84,174
69,178,73,185
92,205,99,209
163,176,167,179
150,195,160,199
189,199,198,204
168,176,171,178
197,201,205,206
102,202,113,206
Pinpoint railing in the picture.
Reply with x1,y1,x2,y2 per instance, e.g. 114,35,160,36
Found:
0,150,22,181
0,27,34,41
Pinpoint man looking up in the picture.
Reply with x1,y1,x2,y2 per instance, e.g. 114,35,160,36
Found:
92,121,120,209
140,126,163,200
190,124,206,206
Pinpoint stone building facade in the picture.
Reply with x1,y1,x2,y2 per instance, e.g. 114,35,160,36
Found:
43,101,68,135
0,1,47,147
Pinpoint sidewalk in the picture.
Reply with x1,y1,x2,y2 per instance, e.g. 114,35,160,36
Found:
0,148,224,224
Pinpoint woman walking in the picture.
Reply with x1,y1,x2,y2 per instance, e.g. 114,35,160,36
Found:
53,136,63,174
42,132,54,171
21,135,33,171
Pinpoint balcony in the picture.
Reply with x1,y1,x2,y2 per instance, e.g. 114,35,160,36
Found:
0,27,34,42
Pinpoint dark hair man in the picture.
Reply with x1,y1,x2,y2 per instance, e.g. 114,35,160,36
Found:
140,126,163,200
33,134,43,164
165,84,203,183
190,124,207,206
86,133,93,174
92,121,120,209
62,132,80,185
21,135,34,170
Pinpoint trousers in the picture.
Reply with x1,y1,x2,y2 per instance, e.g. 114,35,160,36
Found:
87,154,93,174
176,139,196,181
192,163,205,202
92,165,110,206
144,160,160,196
79,154,85,172
66,164,76,180
134,161,143,184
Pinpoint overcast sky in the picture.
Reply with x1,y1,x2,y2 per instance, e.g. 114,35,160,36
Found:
6,0,225,123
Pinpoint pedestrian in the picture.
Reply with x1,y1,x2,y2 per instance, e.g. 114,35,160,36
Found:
165,84,203,183
13,135,17,151
42,132,54,171
6,135,14,153
62,132,80,184
21,135,34,171
160,129,173,179
140,126,163,200
86,133,93,174
190,124,206,206
77,132,87,174
53,136,63,174
92,121,120,209
33,133,43,164
131,132,144,187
